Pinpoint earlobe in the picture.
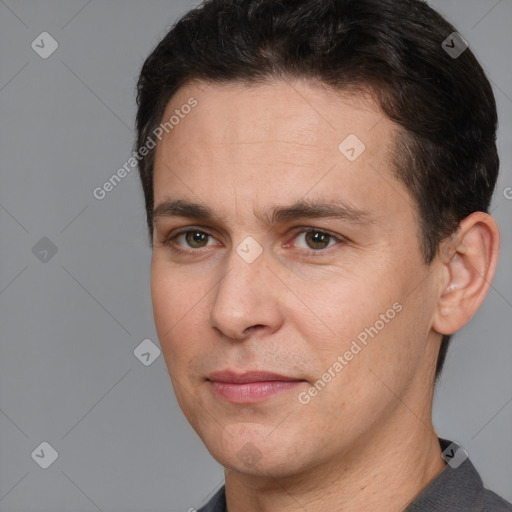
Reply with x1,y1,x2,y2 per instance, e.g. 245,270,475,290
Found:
432,212,500,336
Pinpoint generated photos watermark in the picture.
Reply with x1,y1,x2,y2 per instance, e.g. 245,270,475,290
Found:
92,97,198,200
298,301,403,404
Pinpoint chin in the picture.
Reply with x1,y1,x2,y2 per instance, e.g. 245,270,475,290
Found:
201,428,309,477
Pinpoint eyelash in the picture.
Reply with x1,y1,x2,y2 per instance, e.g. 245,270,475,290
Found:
159,227,346,256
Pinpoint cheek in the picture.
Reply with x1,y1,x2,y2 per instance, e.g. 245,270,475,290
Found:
151,270,175,334
291,271,389,355
150,266,201,364
291,265,422,398
151,259,205,325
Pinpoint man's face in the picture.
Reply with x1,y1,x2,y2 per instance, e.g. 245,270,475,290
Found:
151,79,441,476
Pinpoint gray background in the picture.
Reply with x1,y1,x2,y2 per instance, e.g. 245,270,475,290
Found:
0,0,510,510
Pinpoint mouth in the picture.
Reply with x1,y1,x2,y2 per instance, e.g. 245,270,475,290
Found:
206,370,306,403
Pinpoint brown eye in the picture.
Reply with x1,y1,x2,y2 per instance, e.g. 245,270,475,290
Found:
292,229,339,251
183,230,210,248
304,230,332,250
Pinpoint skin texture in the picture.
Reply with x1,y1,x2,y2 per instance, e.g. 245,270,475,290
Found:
150,79,500,512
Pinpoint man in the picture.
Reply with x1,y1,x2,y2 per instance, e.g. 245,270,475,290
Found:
135,0,511,510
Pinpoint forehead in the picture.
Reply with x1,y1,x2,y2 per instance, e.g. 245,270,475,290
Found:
156,78,388,157
152,79,413,229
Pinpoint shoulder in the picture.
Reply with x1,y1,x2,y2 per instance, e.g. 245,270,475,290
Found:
405,438,512,511
197,485,226,512
480,488,512,511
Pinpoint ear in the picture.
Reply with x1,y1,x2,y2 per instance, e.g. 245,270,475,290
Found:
432,212,500,336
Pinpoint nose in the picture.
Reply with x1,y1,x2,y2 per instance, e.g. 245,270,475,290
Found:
209,245,284,341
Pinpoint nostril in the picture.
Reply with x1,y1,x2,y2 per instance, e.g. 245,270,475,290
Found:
243,324,265,336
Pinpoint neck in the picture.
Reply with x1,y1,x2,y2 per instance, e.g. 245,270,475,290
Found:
224,382,446,511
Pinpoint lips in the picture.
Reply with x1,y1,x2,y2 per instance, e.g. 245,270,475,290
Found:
207,370,305,403
208,370,301,383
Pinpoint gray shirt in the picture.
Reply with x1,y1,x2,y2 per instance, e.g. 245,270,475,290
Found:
197,438,512,511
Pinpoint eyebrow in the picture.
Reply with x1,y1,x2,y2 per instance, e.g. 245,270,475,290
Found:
153,198,374,227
